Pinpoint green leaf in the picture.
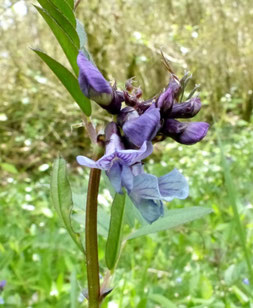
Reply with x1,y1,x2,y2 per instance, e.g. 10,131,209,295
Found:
50,157,84,253
34,5,79,76
105,192,126,270
49,0,76,26
32,49,91,116
70,268,77,308
37,0,79,48
127,207,212,240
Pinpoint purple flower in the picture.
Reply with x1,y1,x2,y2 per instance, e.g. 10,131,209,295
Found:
157,75,181,116
120,104,161,147
77,52,123,114
169,97,202,118
129,166,189,223
154,74,209,145
243,278,250,285
0,281,6,292
162,119,209,145
77,122,153,193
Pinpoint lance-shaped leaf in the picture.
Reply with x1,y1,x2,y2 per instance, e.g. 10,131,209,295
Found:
50,0,75,26
50,157,84,253
32,49,91,116
127,207,212,240
37,0,79,48
34,5,79,76
105,192,126,270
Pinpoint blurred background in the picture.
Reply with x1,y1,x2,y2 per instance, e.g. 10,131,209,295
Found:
1,0,253,307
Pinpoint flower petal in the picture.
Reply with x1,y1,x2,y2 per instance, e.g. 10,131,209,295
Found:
157,75,181,115
76,155,98,169
106,162,122,193
169,97,201,118
123,104,161,147
158,169,189,201
129,195,163,223
175,122,209,145
96,152,115,169
121,165,134,192
131,173,161,199
117,141,153,165
77,51,113,105
162,120,209,145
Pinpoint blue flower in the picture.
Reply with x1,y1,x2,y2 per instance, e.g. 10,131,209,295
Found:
120,104,161,147
77,123,153,194
0,280,6,293
128,164,189,223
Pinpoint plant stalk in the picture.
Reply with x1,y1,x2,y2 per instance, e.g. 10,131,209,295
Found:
86,165,101,308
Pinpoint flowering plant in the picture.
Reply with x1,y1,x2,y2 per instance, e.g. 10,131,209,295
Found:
33,1,211,306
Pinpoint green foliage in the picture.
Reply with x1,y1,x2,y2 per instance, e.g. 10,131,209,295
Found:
34,5,79,76
50,0,76,26
105,192,126,270
36,0,79,47
51,157,84,253
32,49,91,115
127,207,212,240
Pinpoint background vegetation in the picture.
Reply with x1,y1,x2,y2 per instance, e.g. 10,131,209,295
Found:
0,0,253,307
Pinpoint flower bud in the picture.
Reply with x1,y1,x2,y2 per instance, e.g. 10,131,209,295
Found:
162,119,209,145
77,52,122,114
169,97,202,118
156,75,181,116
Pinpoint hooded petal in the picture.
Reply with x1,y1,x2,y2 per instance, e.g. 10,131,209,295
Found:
122,104,161,147
117,141,153,165
77,51,113,105
158,169,189,201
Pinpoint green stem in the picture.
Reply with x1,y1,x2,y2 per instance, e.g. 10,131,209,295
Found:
86,166,101,308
